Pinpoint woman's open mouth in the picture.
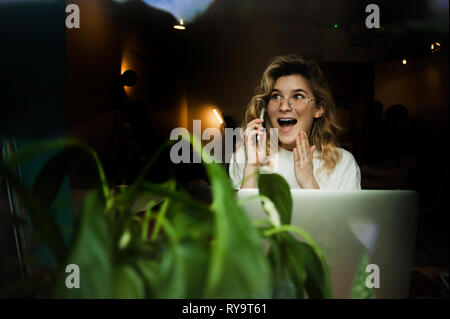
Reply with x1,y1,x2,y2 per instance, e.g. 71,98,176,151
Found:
277,118,298,133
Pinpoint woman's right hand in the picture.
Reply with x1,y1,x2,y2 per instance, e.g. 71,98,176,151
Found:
244,118,267,166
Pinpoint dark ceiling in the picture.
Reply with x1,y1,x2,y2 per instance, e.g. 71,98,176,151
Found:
189,0,449,61
197,0,445,28
109,0,448,63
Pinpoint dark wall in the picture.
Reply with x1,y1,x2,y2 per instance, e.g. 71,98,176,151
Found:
66,0,189,186
0,1,66,139
0,0,67,289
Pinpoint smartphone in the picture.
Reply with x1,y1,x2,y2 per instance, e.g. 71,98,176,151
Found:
257,107,265,144
259,107,266,125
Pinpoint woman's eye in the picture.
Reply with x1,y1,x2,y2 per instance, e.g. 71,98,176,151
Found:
293,94,304,100
270,94,280,100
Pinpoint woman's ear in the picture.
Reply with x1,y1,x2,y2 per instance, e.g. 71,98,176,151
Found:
314,105,325,118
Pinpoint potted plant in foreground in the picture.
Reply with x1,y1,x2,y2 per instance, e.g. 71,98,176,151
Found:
0,137,372,298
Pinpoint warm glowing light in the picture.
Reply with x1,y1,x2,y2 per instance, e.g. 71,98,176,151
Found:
121,52,135,95
121,56,130,75
402,59,407,65
431,42,442,53
213,108,224,124
173,18,186,30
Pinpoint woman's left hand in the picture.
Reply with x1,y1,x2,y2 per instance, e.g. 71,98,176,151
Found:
293,131,320,189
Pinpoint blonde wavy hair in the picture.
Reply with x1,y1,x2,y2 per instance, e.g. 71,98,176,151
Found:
242,54,344,176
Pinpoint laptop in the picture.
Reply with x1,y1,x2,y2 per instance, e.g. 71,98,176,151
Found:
237,189,419,298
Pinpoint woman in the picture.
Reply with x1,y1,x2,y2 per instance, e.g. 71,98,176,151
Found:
229,54,361,190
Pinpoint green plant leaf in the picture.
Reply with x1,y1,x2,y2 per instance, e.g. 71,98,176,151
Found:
266,236,291,298
258,173,292,225
2,138,110,203
118,141,173,213
113,264,145,299
154,240,210,299
188,135,272,298
176,241,210,298
264,224,332,295
165,199,212,298
141,181,211,215
143,212,187,299
140,200,157,241
264,228,332,299
31,148,77,219
52,190,113,298
279,233,307,298
134,259,159,297
349,251,375,299
150,180,176,242
169,200,213,242
283,233,331,298
137,197,211,299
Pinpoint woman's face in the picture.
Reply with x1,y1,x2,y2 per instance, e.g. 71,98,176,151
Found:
267,74,324,150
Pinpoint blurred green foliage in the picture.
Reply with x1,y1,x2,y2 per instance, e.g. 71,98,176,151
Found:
0,137,373,298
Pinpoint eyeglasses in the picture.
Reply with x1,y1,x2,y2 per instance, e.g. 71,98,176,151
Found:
268,94,313,108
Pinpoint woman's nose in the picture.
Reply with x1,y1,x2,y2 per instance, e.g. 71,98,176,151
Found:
279,99,291,111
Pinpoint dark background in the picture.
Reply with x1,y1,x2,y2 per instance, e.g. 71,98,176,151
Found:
0,0,448,297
